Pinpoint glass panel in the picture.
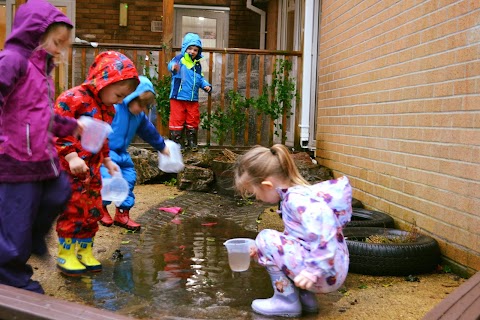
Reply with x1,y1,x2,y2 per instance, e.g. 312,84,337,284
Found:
180,15,218,98
181,16,217,48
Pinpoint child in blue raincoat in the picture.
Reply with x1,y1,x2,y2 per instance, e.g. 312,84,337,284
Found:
168,32,212,152
100,76,170,231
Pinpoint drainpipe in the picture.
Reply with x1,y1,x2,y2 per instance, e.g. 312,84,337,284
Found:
246,0,266,49
300,0,314,148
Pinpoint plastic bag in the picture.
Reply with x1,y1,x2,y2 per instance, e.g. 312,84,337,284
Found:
158,140,185,173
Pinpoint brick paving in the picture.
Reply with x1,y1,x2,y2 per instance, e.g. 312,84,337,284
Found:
135,191,272,233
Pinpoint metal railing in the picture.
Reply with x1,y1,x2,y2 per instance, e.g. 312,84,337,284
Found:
58,43,303,148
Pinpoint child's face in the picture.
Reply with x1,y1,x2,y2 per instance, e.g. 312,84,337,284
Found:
99,81,135,106
41,25,71,59
129,92,155,115
186,45,200,59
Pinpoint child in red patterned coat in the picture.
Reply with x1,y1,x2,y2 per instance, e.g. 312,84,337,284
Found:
54,51,139,276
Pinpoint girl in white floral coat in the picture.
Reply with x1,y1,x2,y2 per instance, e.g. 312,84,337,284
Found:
234,144,352,317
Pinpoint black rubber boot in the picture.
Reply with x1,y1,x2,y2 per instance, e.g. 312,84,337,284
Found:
186,128,198,152
170,130,185,152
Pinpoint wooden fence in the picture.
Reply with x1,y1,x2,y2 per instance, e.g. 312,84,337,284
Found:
57,43,303,148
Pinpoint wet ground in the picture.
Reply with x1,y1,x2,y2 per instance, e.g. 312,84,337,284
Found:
30,186,465,320
65,192,321,320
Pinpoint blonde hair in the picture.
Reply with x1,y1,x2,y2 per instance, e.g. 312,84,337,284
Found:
234,144,309,196
38,22,72,65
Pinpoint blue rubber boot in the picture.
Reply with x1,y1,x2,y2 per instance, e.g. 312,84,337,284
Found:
251,266,301,317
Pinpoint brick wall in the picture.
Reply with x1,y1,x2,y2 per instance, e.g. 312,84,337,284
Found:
75,0,260,48
316,0,480,275
76,1,163,44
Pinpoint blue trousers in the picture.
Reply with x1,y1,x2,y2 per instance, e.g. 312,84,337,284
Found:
0,172,71,293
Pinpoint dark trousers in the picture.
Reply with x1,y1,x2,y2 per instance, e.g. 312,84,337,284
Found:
0,172,71,293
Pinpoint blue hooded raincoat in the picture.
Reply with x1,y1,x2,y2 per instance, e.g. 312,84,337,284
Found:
101,76,166,210
168,33,212,101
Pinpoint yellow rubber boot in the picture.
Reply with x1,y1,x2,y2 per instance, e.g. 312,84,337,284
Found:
77,238,102,272
57,238,86,276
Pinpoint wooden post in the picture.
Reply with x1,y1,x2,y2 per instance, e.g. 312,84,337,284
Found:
158,0,174,136
15,0,26,7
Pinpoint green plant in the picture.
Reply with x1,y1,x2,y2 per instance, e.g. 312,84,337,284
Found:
252,59,297,139
200,90,249,143
163,177,177,186
142,52,171,127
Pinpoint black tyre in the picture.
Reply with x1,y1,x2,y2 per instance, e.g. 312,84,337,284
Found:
344,227,441,276
351,197,364,208
346,208,395,228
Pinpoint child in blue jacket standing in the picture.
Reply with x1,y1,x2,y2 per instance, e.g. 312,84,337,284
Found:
100,76,170,231
168,32,212,152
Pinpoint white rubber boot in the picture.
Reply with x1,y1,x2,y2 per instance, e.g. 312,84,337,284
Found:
299,289,319,313
251,266,301,317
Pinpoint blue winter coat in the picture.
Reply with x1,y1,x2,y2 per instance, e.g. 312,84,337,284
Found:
101,76,166,209
168,33,212,101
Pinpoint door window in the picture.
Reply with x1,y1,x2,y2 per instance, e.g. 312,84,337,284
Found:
4,0,75,93
174,5,229,96
174,5,229,49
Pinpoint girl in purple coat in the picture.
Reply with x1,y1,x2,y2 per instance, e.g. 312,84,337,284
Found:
234,144,352,317
0,0,83,294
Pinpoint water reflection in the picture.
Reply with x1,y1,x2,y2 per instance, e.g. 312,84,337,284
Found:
72,217,276,319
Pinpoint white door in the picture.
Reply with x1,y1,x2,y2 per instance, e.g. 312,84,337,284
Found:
276,0,320,150
4,0,76,93
173,5,229,98
173,5,229,49
5,0,76,37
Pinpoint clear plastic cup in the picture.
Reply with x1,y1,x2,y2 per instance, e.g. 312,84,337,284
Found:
223,238,256,272
158,139,185,173
79,116,113,154
101,172,129,205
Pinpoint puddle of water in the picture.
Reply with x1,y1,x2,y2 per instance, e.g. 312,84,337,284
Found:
69,217,290,319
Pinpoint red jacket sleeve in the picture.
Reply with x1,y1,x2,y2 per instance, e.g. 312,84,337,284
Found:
53,89,83,157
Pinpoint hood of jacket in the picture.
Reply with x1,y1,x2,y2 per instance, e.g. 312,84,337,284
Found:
181,33,204,60
109,76,155,152
82,51,139,97
122,75,155,106
5,0,73,59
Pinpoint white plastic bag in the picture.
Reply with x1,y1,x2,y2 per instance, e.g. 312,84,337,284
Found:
158,140,184,173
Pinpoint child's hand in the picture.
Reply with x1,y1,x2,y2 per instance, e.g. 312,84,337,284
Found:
249,246,258,258
65,153,88,175
74,119,85,138
103,157,120,176
204,86,211,93
161,145,170,157
294,270,317,290
172,63,179,72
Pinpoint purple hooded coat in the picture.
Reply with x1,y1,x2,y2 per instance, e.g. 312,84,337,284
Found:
0,0,77,182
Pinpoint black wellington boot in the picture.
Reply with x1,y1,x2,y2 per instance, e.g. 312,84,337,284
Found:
186,128,198,152
170,130,185,152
